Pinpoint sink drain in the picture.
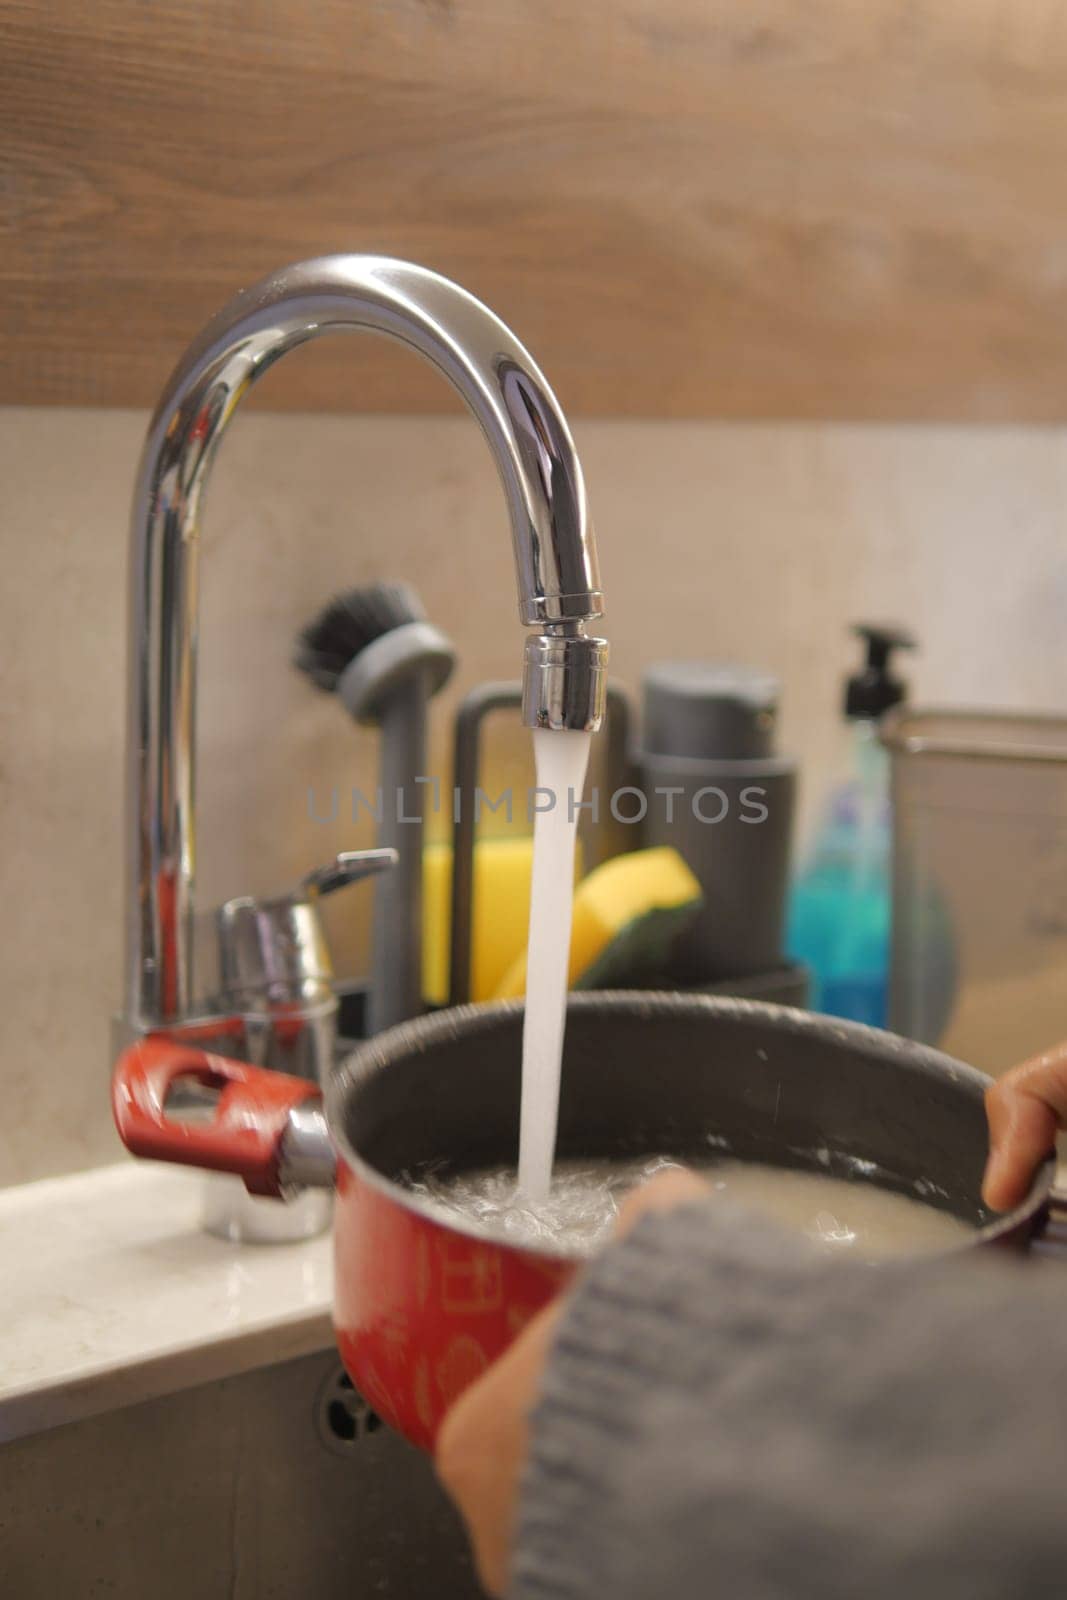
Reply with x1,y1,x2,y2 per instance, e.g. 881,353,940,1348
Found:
315,1363,384,1454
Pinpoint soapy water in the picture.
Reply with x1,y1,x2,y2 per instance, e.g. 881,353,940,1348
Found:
518,728,592,1201
404,1155,687,1253
401,1153,978,1260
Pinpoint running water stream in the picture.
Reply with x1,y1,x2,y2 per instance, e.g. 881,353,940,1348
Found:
517,728,592,1200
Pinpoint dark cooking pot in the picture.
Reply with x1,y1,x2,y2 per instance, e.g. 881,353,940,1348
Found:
112,993,1063,1450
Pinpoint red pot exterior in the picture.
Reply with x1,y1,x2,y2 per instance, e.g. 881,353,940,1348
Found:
333,1158,575,1450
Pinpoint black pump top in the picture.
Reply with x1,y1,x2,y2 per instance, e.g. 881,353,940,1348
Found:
845,623,916,720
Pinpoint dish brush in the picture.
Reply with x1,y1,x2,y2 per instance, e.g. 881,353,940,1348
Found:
295,581,456,1032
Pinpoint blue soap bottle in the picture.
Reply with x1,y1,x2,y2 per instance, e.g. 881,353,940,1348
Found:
788,624,916,1025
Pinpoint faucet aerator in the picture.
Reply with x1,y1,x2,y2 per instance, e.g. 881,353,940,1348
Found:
521,633,609,733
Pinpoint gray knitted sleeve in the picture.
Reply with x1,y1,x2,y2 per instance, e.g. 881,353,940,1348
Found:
511,1201,1067,1600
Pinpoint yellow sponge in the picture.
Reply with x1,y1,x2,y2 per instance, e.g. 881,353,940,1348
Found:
491,846,702,1000
422,837,583,1005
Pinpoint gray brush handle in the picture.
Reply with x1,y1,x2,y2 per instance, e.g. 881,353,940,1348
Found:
369,673,428,1033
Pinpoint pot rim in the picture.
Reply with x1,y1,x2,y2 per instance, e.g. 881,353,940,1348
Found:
326,991,1054,1263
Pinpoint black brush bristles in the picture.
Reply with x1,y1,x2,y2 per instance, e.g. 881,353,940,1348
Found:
294,581,426,691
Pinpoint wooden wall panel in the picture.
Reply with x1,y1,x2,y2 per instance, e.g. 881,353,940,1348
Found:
5,1,1067,418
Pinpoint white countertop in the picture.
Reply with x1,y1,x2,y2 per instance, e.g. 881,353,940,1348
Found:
0,1161,334,1443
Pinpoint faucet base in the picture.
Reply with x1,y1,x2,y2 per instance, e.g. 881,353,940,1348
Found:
201,1176,332,1244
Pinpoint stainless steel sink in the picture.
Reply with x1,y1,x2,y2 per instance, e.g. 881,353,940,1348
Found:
0,1350,483,1598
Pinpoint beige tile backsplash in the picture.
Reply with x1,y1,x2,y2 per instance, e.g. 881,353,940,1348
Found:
3,406,1067,1185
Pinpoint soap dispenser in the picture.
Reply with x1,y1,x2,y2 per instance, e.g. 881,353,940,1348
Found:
787,624,916,1025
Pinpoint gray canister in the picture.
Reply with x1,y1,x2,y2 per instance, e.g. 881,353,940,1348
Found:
636,662,796,983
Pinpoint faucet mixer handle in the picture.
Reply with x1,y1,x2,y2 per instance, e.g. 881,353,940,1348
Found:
298,848,398,901
216,849,397,1011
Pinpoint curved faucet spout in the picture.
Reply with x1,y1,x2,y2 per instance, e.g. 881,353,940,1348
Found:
125,256,607,1026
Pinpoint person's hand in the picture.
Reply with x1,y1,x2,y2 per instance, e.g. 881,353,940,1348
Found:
983,1041,1067,1210
435,1169,710,1597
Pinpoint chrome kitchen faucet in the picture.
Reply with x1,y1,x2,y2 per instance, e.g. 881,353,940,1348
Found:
119,256,608,1235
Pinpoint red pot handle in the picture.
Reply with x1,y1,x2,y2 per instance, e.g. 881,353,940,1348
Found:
112,1037,322,1198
